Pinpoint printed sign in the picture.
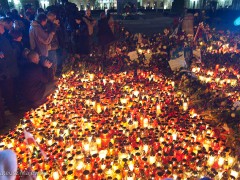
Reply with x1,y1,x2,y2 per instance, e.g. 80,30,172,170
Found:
169,55,187,71
128,51,138,60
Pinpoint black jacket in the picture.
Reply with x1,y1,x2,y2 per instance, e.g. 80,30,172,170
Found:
0,34,18,80
20,62,49,102
97,17,114,46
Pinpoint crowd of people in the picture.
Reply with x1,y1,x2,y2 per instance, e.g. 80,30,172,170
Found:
0,5,115,129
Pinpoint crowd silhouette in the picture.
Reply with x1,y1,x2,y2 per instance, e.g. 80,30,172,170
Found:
0,3,115,129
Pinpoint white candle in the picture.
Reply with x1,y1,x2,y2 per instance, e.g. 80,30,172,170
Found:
207,155,215,166
128,162,134,171
96,103,102,114
99,150,107,159
230,170,238,178
143,144,149,153
156,104,161,116
218,157,224,166
53,172,60,180
172,133,177,141
183,102,188,111
149,156,156,165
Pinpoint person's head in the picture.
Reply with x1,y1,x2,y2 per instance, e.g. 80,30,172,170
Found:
25,11,35,21
0,21,5,34
22,48,30,59
47,12,56,22
37,8,45,15
27,51,40,64
1,17,13,30
11,9,19,19
75,13,82,24
36,13,48,27
9,29,23,42
100,12,106,19
85,9,91,17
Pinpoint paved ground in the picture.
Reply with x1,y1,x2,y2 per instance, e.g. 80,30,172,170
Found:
120,16,174,35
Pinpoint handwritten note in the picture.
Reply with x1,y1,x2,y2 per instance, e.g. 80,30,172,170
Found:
169,55,187,71
193,49,201,62
128,51,138,60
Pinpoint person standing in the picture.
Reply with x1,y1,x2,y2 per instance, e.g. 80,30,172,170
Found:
107,10,115,35
9,29,24,66
97,12,114,53
29,13,55,82
0,21,18,114
46,11,59,79
29,13,55,61
1,17,13,41
0,50,6,128
72,14,90,55
83,9,96,52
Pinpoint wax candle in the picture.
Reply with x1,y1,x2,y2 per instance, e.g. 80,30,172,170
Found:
52,171,60,180
183,102,188,111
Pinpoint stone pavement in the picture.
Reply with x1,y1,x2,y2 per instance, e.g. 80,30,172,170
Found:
121,17,174,35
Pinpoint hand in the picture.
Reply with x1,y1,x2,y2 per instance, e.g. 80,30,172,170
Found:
43,60,52,68
0,51,4,59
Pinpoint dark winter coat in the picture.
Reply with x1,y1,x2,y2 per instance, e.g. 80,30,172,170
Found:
20,62,49,102
11,41,24,62
97,17,114,46
71,21,90,55
0,34,18,80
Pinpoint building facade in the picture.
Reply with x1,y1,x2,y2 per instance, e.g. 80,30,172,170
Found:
7,0,237,11
73,0,234,11
7,0,54,10
232,0,240,10
184,0,233,9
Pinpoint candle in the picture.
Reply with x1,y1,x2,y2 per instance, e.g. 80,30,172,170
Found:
96,102,102,114
96,136,102,148
230,170,238,179
0,68,238,179
99,150,107,159
89,74,94,81
218,157,224,167
207,155,215,167
53,171,60,180
115,169,122,180
227,156,235,167
128,159,134,171
143,144,149,154
143,118,148,128
83,142,90,153
183,102,188,111
148,155,156,165
82,170,91,180
156,104,161,116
